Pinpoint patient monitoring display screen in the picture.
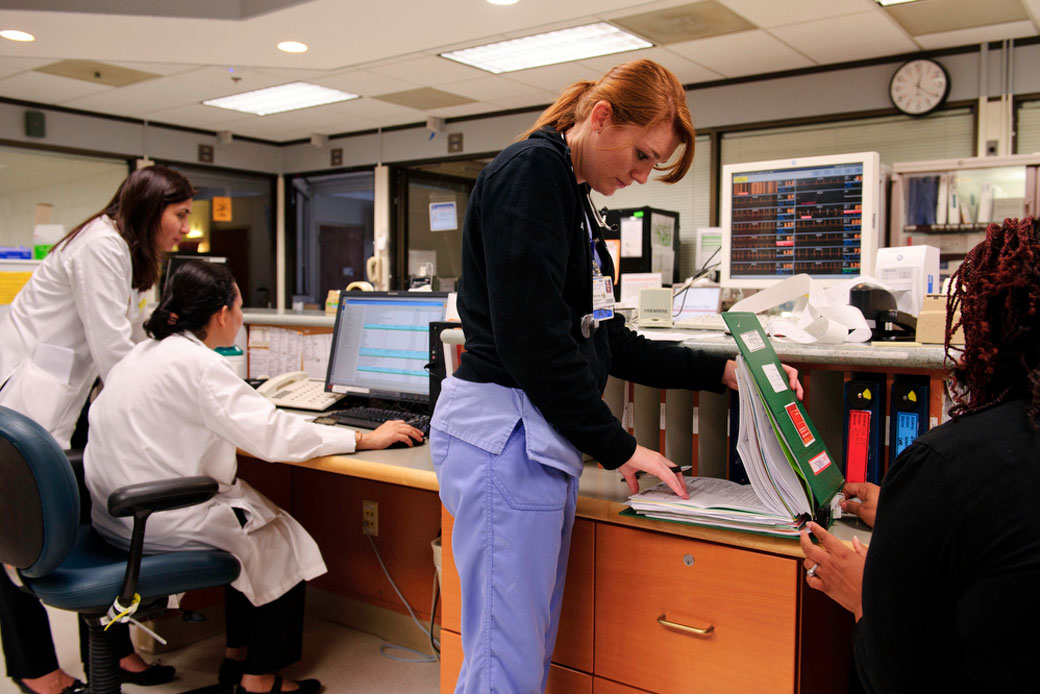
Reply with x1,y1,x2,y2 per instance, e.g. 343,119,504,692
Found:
325,292,448,404
726,161,870,283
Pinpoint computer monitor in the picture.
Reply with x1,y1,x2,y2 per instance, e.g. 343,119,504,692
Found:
325,291,449,407
163,254,227,294
719,152,882,289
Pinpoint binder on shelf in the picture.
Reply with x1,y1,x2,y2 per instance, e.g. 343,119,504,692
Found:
843,374,886,484
889,376,929,471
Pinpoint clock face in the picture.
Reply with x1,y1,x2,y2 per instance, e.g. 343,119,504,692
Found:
890,59,949,116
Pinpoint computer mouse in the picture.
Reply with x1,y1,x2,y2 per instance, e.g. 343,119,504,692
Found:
387,436,426,449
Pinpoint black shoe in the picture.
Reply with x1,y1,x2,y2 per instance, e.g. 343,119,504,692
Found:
234,673,322,694
119,662,176,686
219,658,245,686
14,679,87,694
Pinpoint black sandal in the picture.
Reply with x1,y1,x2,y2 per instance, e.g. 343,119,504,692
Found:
234,673,322,694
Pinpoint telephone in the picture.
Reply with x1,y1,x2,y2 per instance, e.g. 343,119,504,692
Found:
256,371,345,411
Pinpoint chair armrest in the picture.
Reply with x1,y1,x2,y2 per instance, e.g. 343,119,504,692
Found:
105,476,219,608
107,476,218,518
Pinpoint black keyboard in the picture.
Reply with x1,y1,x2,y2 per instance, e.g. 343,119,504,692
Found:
322,406,431,436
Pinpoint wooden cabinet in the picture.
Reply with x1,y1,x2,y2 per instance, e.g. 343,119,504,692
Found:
441,507,852,693
596,524,797,693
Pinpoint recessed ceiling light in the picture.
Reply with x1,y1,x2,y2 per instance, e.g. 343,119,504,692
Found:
441,22,651,74
0,30,35,42
875,0,920,6
277,41,308,53
487,0,519,5
203,82,358,116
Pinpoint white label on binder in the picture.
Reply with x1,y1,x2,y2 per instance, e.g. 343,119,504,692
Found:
740,329,766,353
762,363,788,393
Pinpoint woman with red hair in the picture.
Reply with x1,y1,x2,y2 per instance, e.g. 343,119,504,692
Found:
801,217,1040,692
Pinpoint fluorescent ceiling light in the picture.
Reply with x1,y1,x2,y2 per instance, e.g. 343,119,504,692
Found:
441,22,652,74
0,30,35,42
203,82,358,116
277,40,308,53
487,0,519,5
875,0,920,6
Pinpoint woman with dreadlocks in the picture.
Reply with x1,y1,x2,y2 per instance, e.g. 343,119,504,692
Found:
798,217,1040,693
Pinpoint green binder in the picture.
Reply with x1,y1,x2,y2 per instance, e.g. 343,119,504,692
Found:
722,312,845,525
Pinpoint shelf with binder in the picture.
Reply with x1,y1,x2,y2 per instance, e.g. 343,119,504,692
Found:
889,154,1040,271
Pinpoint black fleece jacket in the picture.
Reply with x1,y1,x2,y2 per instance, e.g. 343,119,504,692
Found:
454,127,728,469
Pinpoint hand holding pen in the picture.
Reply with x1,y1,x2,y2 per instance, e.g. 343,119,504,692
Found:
616,445,690,498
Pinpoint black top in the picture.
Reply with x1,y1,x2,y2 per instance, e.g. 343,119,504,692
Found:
856,398,1040,693
454,127,727,469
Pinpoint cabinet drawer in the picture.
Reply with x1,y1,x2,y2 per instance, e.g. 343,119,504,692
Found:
594,677,652,693
595,524,798,693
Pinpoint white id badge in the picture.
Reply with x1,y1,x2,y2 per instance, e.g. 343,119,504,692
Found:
592,274,615,321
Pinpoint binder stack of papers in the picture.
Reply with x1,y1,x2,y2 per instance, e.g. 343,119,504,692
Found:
627,476,808,537
627,312,845,537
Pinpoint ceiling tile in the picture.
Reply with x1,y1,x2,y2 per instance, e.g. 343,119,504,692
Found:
883,0,1028,36
107,60,202,76
0,56,54,80
373,88,476,111
34,60,161,88
579,46,723,84
60,66,286,115
668,30,814,78
718,0,873,28
438,75,538,102
313,70,419,97
139,102,251,130
500,61,602,92
0,70,113,103
489,90,556,110
429,102,498,118
612,1,755,44
769,11,917,64
368,55,488,86
914,20,1038,49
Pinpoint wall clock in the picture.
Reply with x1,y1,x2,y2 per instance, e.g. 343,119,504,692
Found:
889,58,950,116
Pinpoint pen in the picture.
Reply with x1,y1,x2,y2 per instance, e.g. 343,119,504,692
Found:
623,465,691,482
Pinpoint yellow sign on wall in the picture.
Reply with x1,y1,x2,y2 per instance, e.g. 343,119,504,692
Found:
212,196,232,222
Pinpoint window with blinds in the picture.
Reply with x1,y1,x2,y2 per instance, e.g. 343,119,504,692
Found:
1016,100,1040,155
590,134,711,280
721,109,975,167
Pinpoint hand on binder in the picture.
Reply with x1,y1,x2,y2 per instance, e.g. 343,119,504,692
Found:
840,481,880,527
722,358,804,400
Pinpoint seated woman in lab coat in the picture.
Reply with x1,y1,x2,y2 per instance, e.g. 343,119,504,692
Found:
85,260,422,694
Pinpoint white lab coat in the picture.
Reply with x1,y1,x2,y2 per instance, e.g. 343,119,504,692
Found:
0,216,146,448
84,332,358,606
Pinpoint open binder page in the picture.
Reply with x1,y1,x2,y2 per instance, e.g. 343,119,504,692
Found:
735,357,811,518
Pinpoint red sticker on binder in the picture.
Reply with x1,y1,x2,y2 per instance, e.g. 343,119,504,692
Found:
845,409,871,484
808,451,832,475
784,402,815,446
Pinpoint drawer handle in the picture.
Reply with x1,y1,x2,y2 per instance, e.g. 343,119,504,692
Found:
657,614,715,637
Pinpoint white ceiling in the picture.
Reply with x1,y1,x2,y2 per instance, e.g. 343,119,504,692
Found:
0,0,1038,143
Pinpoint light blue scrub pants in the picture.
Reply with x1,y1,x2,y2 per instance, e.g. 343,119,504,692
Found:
432,420,580,694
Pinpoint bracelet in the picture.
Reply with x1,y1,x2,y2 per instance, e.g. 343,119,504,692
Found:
354,429,363,448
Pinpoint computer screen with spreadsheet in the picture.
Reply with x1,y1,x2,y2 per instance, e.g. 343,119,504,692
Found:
325,291,449,405
720,152,881,289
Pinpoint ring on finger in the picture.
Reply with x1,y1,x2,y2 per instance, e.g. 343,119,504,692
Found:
805,562,819,579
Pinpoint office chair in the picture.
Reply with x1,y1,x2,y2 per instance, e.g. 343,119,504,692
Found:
0,406,241,694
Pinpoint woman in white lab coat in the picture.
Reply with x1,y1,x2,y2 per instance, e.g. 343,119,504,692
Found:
0,165,194,694
85,260,421,694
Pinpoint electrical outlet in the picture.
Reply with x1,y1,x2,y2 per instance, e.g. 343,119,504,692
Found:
362,500,378,536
